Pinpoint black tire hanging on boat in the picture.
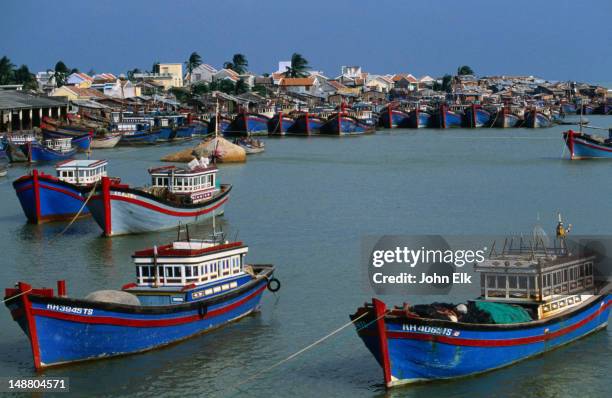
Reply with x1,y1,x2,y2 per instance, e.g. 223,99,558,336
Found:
198,302,207,318
267,278,281,292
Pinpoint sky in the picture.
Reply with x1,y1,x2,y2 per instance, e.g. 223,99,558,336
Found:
2,0,610,82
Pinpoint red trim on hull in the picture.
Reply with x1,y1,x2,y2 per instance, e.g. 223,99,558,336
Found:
20,282,42,370
29,284,266,328
108,193,229,217
385,300,611,347
373,298,392,387
32,170,41,222
102,177,112,236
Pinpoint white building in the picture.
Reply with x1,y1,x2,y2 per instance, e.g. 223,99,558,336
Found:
188,64,217,85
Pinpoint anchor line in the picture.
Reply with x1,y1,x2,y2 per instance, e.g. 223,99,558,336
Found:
224,309,389,396
2,288,32,303
49,179,99,242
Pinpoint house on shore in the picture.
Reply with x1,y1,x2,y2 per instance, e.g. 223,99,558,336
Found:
0,90,68,132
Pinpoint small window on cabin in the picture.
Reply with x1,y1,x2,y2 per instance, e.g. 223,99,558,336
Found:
508,276,518,289
487,275,496,288
579,265,585,277
165,267,173,277
136,267,141,277
497,276,506,289
553,272,559,285
194,266,199,276
141,267,149,277
564,269,568,282
174,266,182,277
529,276,537,290
518,276,527,289
185,267,192,277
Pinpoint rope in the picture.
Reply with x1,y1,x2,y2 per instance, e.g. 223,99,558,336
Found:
2,288,32,303
224,308,388,396
49,179,99,242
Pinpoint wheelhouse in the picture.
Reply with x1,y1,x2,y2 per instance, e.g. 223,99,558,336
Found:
44,137,73,153
475,237,596,319
149,159,219,203
56,159,108,185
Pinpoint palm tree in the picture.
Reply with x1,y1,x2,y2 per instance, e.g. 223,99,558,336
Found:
457,65,474,76
0,56,15,85
285,53,310,78
13,65,37,90
127,68,141,81
224,53,248,74
51,61,70,87
185,52,202,74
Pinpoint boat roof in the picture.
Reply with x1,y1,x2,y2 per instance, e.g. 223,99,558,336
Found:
56,159,108,169
148,164,217,176
476,253,596,274
133,240,244,258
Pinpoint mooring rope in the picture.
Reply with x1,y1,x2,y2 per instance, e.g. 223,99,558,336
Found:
2,288,32,303
49,179,99,242
224,308,388,396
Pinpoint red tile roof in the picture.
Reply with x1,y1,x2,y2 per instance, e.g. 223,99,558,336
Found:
279,77,315,87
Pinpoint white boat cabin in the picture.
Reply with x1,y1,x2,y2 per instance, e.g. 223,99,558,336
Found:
44,137,73,153
6,132,37,144
475,241,596,319
149,158,219,203
56,159,108,185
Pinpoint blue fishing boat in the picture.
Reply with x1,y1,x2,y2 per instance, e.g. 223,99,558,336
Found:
352,219,611,388
191,120,210,136
561,103,577,114
225,112,270,137
403,108,432,128
493,107,521,128
576,104,594,115
157,127,177,142
42,129,91,152
174,125,194,140
378,106,409,129
319,113,375,135
464,105,492,128
286,113,325,135
4,231,278,369
523,109,552,128
268,112,296,135
208,115,232,135
593,103,611,115
12,160,109,223
563,129,612,159
23,138,77,162
434,104,463,128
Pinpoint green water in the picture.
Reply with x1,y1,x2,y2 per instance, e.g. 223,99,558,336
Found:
1,117,611,397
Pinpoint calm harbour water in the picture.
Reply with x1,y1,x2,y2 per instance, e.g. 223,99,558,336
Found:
1,117,611,397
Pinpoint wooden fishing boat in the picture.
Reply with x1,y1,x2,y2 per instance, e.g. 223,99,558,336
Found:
91,133,122,149
42,129,91,152
563,129,612,159
351,219,611,388
12,160,109,223
4,231,279,369
208,115,232,135
378,106,409,129
225,112,270,137
523,109,552,128
23,138,77,162
463,104,492,128
434,104,463,128
268,112,296,135
114,121,161,145
286,113,325,135
560,103,577,114
493,107,521,128
403,108,432,128
319,113,375,135
86,158,231,236
234,137,265,154
593,103,611,115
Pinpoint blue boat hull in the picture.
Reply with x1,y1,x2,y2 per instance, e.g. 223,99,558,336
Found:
12,172,89,223
21,143,77,162
157,127,177,141
464,107,491,128
207,116,232,134
119,130,160,145
354,296,611,387
174,126,194,139
564,130,612,159
286,114,324,135
319,114,374,135
524,111,552,128
401,110,432,128
43,130,91,152
378,109,409,129
268,114,296,135
561,103,577,114
435,108,463,128
494,112,521,128
6,277,269,369
226,113,270,136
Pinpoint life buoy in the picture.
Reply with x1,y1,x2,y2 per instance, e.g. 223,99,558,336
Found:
267,278,281,292
198,302,207,318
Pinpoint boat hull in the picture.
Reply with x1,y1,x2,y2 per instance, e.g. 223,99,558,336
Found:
494,112,521,128
464,107,491,128
5,274,271,369
434,108,463,128
91,134,121,149
268,114,296,135
86,180,232,236
286,114,324,135
174,126,194,140
564,130,612,159
43,130,91,152
401,110,432,128
524,111,552,128
353,296,611,387
226,113,270,137
12,171,90,223
378,109,409,129
119,130,161,145
319,114,374,135
22,143,77,162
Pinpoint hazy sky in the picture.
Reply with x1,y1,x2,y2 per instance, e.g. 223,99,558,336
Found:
2,0,610,82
